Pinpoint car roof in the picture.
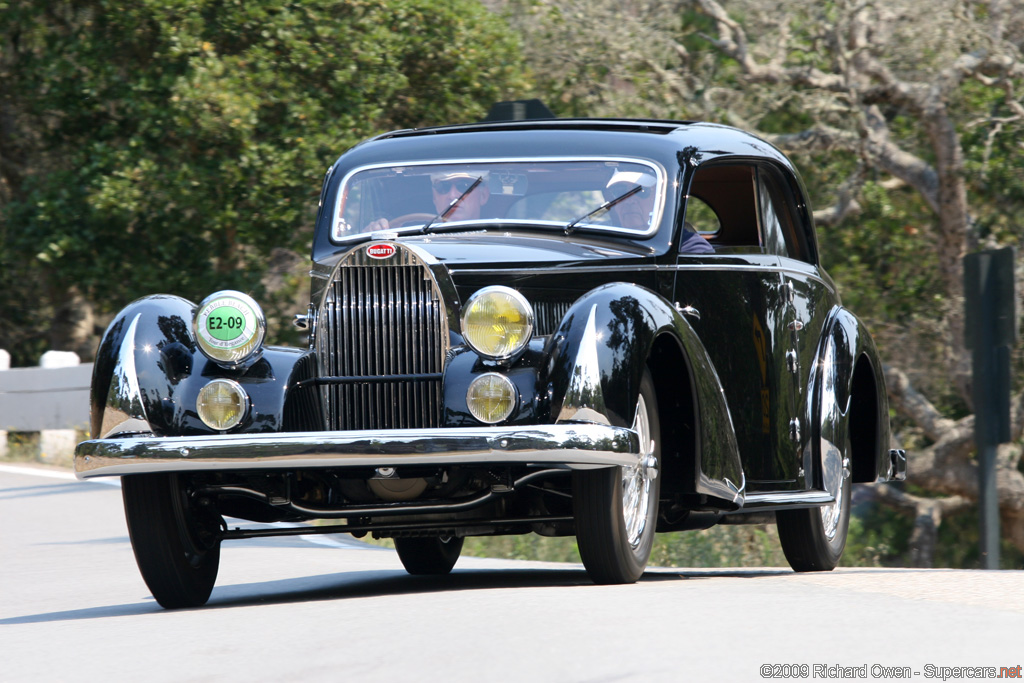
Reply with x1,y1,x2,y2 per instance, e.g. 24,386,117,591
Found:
374,118,696,139
332,119,795,174
313,118,815,265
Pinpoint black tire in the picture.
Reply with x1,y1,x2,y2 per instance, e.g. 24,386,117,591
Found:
394,536,464,575
573,369,661,584
776,434,852,571
122,473,222,608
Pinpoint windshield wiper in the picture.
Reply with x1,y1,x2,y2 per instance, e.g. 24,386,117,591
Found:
564,185,641,235
421,176,484,235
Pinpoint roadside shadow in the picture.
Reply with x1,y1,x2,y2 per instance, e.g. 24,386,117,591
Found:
643,567,792,580
0,600,161,624
1,564,794,625
208,567,595,609
205,564,796,609
0,482,83,500
1,568,585,624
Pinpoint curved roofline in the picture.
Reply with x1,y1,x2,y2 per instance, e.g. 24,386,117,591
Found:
373,118,699,140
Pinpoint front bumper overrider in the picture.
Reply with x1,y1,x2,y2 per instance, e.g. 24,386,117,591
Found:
74,424,640,479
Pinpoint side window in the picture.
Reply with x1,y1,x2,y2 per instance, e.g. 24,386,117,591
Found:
683,196,720,235
756,166,813,263
758,172,789,258
686,164,762,252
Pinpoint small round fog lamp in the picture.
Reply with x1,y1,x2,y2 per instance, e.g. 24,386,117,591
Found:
466,373,518,424
196,379,248,431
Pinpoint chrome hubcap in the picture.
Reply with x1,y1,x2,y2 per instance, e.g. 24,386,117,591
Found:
820,441,851,541
622,394,657,549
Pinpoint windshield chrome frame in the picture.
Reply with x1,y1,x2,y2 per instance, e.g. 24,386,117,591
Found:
330,156,667,243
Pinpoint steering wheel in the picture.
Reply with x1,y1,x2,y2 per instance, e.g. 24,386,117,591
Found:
389,213,436,228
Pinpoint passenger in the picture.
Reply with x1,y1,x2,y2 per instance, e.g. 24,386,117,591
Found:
604,171,713,254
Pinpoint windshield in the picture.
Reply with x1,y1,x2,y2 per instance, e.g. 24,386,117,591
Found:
331,158,665,242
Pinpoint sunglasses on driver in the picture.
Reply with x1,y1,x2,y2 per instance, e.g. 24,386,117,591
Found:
432,178,478,194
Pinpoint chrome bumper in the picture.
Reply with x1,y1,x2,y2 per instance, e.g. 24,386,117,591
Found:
74,424,640,479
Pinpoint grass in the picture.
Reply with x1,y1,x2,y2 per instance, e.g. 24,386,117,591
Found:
362,523,798,568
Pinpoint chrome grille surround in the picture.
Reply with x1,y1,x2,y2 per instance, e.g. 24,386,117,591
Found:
314,243,452,431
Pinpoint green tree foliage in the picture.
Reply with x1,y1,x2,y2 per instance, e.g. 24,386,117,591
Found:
0,0,528,363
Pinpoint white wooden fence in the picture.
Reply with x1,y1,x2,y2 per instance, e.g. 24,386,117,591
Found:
0,350,93,463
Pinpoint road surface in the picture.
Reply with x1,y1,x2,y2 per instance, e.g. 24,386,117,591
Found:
2,464,1022,682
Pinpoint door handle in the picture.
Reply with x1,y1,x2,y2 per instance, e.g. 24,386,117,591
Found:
674,303,700,320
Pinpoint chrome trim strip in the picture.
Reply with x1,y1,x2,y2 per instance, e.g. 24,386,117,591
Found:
331,156,667,241
449,263,835,293
73,424,641,478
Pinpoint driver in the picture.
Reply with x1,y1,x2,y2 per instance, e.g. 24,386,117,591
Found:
362,169,491,231
431,170,490,222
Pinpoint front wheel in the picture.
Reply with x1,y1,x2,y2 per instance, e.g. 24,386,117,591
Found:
776,435,852,571
394,536,464,575
122,473,222,608
573,369,661,584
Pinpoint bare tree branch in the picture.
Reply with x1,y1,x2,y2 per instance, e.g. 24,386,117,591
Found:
884,365,958,441
692,0,847,91
867,484,971,566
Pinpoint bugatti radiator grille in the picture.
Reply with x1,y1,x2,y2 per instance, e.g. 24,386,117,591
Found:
315,247,449,430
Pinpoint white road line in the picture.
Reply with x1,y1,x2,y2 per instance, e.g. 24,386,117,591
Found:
0,463,77,481
0,462,381,549
0,463,121,486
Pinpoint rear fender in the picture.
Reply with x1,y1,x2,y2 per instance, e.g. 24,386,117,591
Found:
809,307,893,488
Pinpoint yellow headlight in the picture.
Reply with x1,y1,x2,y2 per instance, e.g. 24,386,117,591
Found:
461,286,534,360
466,373,518,424
196,379,248,431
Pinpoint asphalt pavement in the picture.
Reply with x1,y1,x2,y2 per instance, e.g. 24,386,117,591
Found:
3,463,1023,682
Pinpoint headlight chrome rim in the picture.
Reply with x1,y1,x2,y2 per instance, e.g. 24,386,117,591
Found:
196,378,249,432
194,290,267,367
461,286,535,361
466,372,519,424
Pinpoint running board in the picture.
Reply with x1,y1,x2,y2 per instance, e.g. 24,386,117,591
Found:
733,490,834,513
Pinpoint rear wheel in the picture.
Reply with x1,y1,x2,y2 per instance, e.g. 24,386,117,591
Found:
777,434,852,571
122,473,222,608
394,536,464,575
573,369,661,584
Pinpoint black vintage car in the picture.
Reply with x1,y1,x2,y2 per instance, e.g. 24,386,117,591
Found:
75,113,906,609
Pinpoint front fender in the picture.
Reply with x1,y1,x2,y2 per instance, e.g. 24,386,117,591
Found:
91,295,319,438
545,283,743,505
